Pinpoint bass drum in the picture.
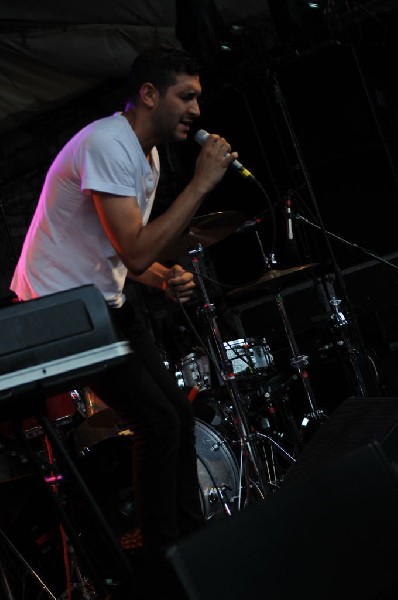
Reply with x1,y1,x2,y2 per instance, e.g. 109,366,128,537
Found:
195,419,240,521
72,408,240,522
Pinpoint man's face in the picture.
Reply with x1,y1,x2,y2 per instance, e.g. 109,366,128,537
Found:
151,74,201,141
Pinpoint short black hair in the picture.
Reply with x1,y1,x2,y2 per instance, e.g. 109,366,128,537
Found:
126,45,201,102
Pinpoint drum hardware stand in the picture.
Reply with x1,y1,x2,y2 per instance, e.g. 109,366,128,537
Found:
11,418,106,599
294,211,392,397
189,244,277,505
253,391,299,467
272,70,384,397
225,219,306,469
328,295,369,397
254,431,296,488
0,526,58,600
187,232,300,490
58,536,98,600
44,434,98,600
10,404,135,600
240,208,326,441
251,369,303,439
318,271,379,397
207,484,234,518
276,388,303,447
194,307,225,389
273,290,327,438
0,424,92,600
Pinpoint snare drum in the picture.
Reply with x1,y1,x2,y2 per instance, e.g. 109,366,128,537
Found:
223,338,274,378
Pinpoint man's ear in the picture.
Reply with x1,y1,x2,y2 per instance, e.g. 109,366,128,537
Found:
139,82,158,107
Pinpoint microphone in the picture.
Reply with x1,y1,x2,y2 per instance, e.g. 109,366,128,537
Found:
285,194,294,240
194,129,254,179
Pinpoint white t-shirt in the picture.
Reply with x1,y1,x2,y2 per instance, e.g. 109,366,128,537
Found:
10,113,160,308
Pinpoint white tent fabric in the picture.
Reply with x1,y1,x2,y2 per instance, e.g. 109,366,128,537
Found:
0,1,270,135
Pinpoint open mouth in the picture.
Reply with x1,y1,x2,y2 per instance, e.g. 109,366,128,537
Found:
179,121,191,132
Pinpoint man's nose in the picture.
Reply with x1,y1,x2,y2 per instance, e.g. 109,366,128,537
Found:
190,99,200,117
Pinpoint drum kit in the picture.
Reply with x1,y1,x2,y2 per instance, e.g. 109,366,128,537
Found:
0,213,368,571
0,211,367,532
0,207,385,600
155,207,385,519
157,209,334,518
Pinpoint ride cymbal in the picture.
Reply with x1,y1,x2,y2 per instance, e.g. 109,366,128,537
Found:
226,263,318,299
158,211,246,260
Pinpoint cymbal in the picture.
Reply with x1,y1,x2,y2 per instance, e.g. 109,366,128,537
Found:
159,211,246,260
226,263,318,299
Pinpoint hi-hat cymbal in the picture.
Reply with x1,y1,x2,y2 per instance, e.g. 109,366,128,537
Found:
159,211,246,260
226,263,318,299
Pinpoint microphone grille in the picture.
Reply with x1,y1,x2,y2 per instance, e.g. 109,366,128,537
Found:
194,129,209,145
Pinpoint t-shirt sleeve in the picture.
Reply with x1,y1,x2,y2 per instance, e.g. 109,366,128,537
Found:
79,129,137,197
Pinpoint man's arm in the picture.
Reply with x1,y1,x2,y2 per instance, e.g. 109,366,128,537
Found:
92,134,237,276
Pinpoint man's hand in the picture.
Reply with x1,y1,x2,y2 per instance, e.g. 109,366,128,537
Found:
191,134,238,196
164,265,195,303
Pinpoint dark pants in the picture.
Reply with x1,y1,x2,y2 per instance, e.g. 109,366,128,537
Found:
90,298,204,553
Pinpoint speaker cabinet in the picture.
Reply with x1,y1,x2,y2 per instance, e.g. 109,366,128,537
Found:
166,397,398,599
283,396,398,488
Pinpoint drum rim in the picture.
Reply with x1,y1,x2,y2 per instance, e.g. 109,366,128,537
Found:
195,417,240,520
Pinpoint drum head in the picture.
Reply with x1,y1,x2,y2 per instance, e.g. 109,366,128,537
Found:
71,417,239,527
195,419,240,521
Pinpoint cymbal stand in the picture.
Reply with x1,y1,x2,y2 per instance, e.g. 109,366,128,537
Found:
294,211,389,396
272,71,382,397
321,275,369,397
9,404,134,599
273,289,327,437
239,215,326,441
189,244,275,506
11,418,108,599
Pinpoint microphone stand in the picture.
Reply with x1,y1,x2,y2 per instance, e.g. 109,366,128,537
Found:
271,72,382,398
294,212,398,392
293,213,398,273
